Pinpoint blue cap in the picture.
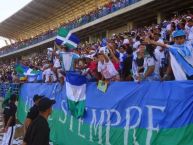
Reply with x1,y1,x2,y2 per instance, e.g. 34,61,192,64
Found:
173,30,186,38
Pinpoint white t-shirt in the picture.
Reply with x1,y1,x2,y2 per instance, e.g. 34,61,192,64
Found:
42,68,57,83
154,39,165,67
53,58,61,68
156,38,164,49
98,60,118,79
133,41,140,49
144,55,160,76
166,23,171,31
185,24,191,35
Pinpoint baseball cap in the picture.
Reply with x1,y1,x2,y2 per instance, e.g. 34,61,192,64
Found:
186,16,192,19
172,30,186,38
33,95,43,102
38,97,56,112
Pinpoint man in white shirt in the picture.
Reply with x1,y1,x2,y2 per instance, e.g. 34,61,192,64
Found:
42,65,57,83
53,55,61,68
133,36,141,50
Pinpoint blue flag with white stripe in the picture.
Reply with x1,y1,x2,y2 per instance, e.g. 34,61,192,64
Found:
66,72,87,118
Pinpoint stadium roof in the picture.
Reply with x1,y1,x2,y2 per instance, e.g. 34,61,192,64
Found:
0,0,108,40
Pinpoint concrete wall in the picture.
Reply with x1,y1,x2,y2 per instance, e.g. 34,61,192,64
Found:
89,31,107,43
108,25,128,37
107,21,134,38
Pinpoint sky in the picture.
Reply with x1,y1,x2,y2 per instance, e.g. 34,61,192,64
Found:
0,0,32,48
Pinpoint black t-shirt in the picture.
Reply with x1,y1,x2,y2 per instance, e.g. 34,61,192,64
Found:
136,57,144,73
24,115,50,145
26,105,39,121
123,56,133,76
3,102,17,127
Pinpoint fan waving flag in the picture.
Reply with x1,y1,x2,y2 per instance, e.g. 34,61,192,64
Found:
15,64,41,82
66,72,87,118
169,45,193,80
15,64,29,74
55,28,80,49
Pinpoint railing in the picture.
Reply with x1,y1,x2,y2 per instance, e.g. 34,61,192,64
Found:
0,0,141,56
0,31,57,56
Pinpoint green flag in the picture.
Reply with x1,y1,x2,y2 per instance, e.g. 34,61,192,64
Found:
15,65,25,74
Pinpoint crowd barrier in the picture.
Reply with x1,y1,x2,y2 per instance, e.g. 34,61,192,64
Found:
17,81,193,145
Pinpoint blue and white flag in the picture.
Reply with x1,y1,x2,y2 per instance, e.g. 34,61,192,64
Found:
169,44,193,80
55,28,80,49
15,64,41,82
170,52,187,80
66,72,87,118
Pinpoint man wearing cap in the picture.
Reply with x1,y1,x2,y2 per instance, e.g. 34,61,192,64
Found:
147,29,193,80
23,95,43,134
2,94,17,145
23,97,56,145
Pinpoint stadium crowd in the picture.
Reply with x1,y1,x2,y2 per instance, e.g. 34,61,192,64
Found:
0,10,193,83
0,0,140,56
